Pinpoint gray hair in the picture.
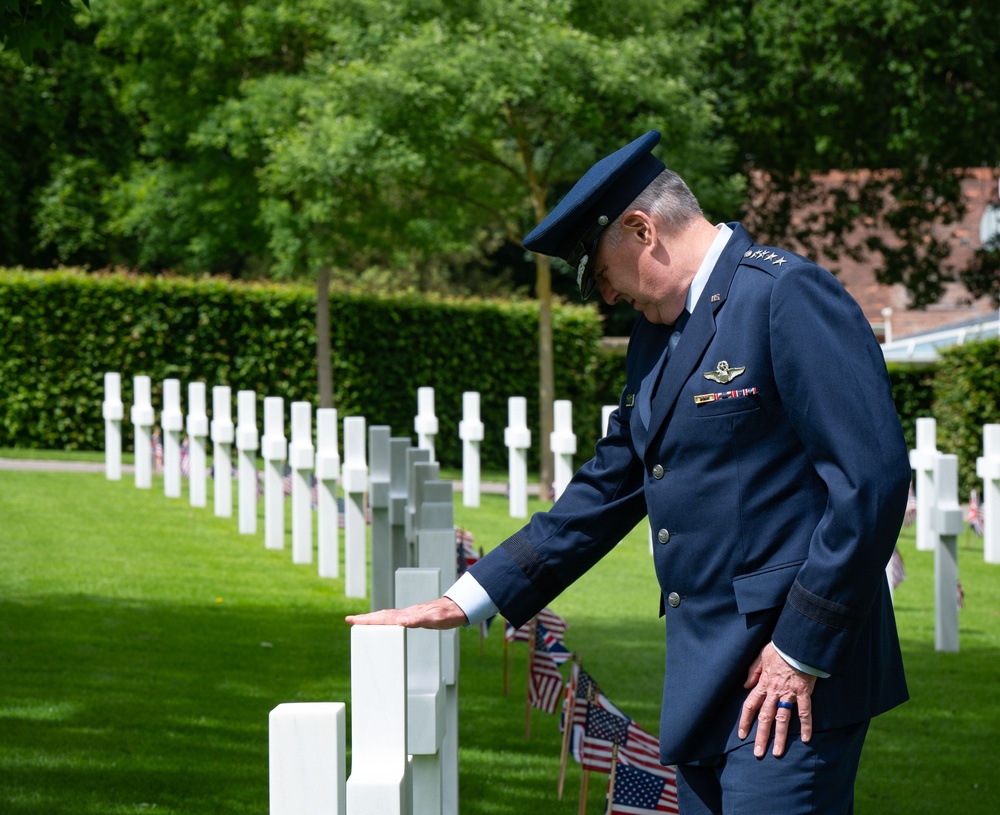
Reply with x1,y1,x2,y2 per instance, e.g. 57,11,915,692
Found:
604,169,702,248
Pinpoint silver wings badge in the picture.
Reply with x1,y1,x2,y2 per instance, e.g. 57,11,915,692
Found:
703,360,746,384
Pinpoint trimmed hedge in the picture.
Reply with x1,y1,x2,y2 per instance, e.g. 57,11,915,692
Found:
0,268,615,472
932,337,1000,498
887,362,937,455
886,343,1000,498
3,268,995,491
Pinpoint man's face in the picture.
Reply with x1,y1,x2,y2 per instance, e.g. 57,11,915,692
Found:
590,215,688,326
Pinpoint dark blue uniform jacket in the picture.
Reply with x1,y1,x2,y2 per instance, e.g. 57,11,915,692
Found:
469,223,910,764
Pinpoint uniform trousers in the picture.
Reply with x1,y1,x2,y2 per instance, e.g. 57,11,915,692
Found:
675,720,870,815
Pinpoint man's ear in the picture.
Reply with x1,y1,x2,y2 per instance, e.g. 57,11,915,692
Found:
621,211,656,247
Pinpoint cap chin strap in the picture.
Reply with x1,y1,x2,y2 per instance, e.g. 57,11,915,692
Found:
567,215,609,301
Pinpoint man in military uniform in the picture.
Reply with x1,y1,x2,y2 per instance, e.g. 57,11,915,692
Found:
348,131,910,814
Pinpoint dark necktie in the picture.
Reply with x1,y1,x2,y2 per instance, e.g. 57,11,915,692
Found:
667,309,691,360
639,309,690,429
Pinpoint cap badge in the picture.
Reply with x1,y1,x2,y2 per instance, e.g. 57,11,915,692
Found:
703,360,746,384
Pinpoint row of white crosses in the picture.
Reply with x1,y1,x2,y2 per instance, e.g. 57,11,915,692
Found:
270,457,462,814
105,373,464,814
907,417,1000,653
105,372,588,525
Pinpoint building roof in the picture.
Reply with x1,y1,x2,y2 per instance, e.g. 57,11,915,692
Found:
880,312,999,363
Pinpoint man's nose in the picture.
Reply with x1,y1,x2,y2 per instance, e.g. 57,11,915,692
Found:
598,278,618,305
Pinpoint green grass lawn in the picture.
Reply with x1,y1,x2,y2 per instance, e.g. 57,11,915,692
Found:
0,463,997,814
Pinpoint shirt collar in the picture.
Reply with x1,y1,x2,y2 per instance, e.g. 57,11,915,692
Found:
686,223,733,314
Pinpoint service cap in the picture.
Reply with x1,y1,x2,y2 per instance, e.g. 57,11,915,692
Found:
522,130,664,299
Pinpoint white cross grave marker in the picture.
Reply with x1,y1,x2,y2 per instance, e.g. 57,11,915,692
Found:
161,379,184,499
416,487,459,814
550,399,576,502
406,448,433,566
909,417,938,552
415,386,438,462
369,425,393,611
346,626,411,815
236,390,259,535
102,372,124,481
389,437,413,579
931,453,962,653
977,423,1000,564
315,408,341,578
343,416,368,599
396,568,445,815
289,401,315,564
131,375,154,490
262,397,287,551
459,391,484,508
186,382,209,508
505,396,531,519
211,386,234,518
269,702,346,815
602,405,617,437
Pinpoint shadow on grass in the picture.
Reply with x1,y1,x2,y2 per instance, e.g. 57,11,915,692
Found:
855,636,998,815
455,614,667,815
0,593,351,815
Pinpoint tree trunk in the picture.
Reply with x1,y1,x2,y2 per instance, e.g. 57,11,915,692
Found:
536,254,554,499
316,266,333,409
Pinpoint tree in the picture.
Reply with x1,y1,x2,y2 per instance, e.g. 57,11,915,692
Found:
86,0,341,276
273,0,741,488
1,0,89,63
0,19,134,268
700,0,1000,307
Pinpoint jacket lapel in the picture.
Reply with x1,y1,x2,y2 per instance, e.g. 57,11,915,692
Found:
643,225,753,450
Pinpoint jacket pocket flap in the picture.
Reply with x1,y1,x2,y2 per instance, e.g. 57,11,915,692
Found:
732,560,804,615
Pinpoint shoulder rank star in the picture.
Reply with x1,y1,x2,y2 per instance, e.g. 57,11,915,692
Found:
703,360,746,384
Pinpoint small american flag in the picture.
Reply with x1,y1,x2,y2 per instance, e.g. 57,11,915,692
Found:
456,528,478,576
582,703,631,772
505,607,568,643
529,627,564,714
569,686,627,763
537,607,568,639
607,761,679,814
537,621,572,665
968,489,984,536
335,497,371,527
888,547,906,589
179,438,191,477
904,481,917,527
152,430,164,473
618,721,665,775
568,665,601,730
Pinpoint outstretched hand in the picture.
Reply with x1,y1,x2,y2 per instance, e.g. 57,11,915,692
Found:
345,597,468,630
738,642,818,758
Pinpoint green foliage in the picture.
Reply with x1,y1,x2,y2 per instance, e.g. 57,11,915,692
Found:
700,0,1000,305
0,24,133,268
0,268,608,469
3,0,996,314
0,0,89,63
887,362,936,454
932,338,1000,497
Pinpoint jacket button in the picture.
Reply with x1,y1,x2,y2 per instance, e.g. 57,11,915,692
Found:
667,591,681,608
657,528,670,544
652,464,664,479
